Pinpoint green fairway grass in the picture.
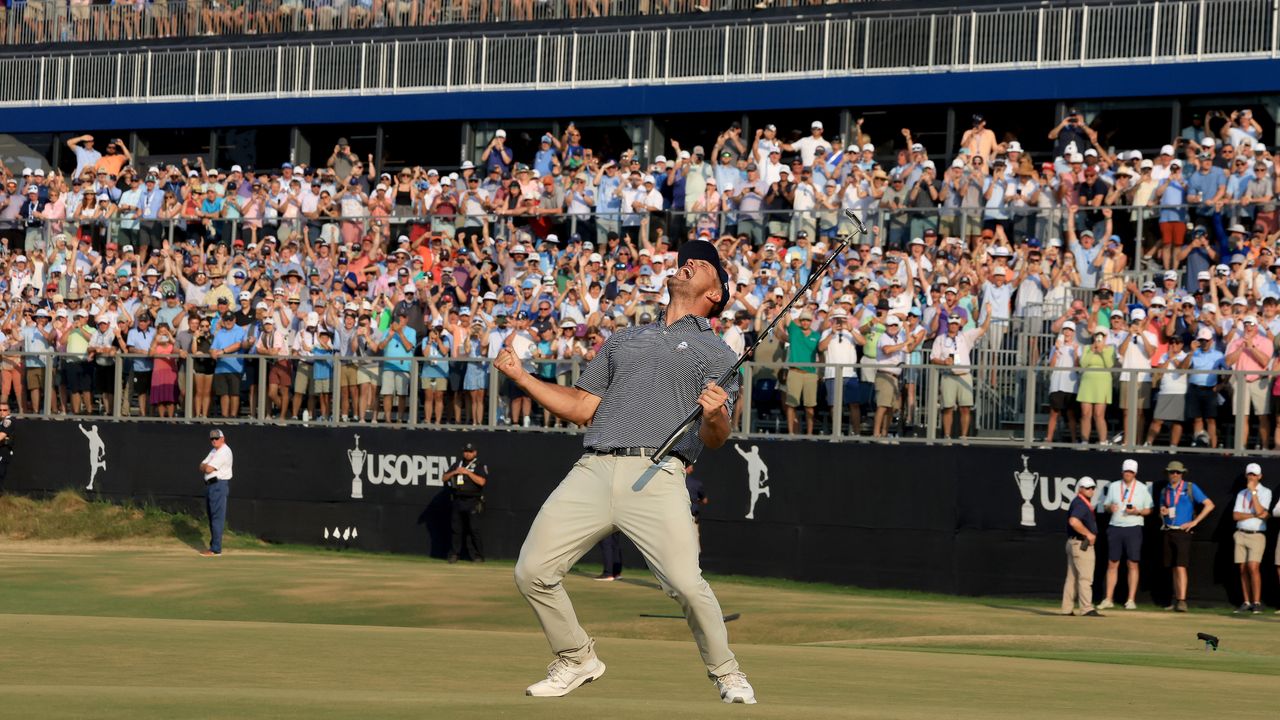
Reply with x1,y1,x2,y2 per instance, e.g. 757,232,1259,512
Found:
1,495,1277,718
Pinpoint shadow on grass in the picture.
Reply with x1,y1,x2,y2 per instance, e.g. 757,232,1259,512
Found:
981,603,1066,617
567,567,663,591
170,515,206,551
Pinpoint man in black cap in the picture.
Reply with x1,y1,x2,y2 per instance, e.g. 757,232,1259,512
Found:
442,442,488,563
496,239,755,703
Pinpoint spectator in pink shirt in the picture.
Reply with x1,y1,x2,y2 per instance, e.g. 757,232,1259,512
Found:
1225,315,1274,449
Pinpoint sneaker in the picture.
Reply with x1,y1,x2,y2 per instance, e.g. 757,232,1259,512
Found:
713,671,757,704
1175,600,1188,613
526,657,606,697
1235,603,1252,613
1083,609,1103,617
198,550,220,557
1097,599,1114,610
1252,603,1263,614
593,573,617,582
1124,600,1137,610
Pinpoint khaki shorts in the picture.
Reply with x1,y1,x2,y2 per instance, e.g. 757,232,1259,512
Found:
940,373,974,409
875,373,900,409
784,370,817,408
357,363,378,385
314,378,331,395
1235,530,1266,564
24,367,45,390
1118,381,1151,410
380,369,410,396
340,363,358,388
422,376,447,392
293,362,314,394
1241,377,1270,415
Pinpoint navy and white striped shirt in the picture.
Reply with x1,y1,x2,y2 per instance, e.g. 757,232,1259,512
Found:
576,313,739,464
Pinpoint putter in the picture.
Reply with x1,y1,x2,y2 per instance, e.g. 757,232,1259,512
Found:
653,208,869,464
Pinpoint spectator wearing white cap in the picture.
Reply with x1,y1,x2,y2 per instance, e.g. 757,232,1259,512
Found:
1117,307,1157,445
1185,326,1226,447
1145,334,1189,447
1098,458,1153,610
1078,327,1117,445
930,305,991,440
818,308,866,435
1226,314,1274,449
481,129,513,177
872,313,909,438
1062,476,1101,617
1232,462,1270,614
1044,320,1082,444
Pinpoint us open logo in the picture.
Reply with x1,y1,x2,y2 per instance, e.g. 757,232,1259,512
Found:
346,435,456,499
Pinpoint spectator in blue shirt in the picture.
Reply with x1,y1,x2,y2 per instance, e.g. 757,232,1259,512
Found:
1154,161,1189,271
376,312,417,424
125,314,157,417
1187,153,1228,253
211,313,248,418
1158,460,1214,612
1183,327,1226,448
312,330,336,421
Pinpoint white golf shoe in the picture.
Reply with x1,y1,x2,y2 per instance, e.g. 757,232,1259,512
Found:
714,671,757,704
525,657,606,697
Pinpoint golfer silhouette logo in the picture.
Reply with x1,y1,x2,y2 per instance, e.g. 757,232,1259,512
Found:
79,423,106,491
733,444,770,519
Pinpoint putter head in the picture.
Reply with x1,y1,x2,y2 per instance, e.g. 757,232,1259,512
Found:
1196,632,1219,651
842,208,868,236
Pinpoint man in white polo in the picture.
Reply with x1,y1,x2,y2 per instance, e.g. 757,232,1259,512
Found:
1098,458,1153,610
929,306,991,439
199,429,234,557
1232,462,1270,613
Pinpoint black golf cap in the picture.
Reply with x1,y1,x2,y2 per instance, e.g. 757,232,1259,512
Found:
677,240,730,316
462,442,476,452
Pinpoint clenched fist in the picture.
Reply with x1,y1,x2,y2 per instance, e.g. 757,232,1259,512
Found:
697,381,729,419
494,348,525,381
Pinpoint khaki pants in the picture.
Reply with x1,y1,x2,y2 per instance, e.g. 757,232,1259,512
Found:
514,454,738,678
1061,537,1096,615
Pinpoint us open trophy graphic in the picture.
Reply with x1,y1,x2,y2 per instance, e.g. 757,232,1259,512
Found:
348,435,366,499
1014,454,1039,527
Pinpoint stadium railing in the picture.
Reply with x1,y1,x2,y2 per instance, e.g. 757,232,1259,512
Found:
2,0,1276,107
8,350,1277,456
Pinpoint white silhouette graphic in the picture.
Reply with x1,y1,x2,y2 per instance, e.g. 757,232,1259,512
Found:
79,423,106,491
324,527,359,542
1014,454,1040,527
734,444,771,520
347,435,367,499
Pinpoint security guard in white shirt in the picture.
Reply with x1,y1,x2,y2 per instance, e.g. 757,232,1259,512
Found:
1232,462,1271,613
199,429,234,557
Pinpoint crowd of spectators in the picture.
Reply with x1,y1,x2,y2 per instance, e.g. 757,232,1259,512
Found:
0,0,810,44
0,107,1278,447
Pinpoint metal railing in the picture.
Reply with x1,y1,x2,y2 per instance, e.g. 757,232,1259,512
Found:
9,349,1280,455
2,0,1276,107
9,199,1256,253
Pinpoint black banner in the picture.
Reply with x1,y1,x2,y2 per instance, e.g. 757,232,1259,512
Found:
10,420,1278,604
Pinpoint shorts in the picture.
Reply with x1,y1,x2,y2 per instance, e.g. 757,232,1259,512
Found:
212,372,241,397
131,370,153,394
380,369,410,396
1162,528,1192,568
340,364,359,388
422,376,447,392
874,373,900,409
25,366,45,390
1107,525,1143,563
357,363,378,385
448,364,465,392
293,362,315,394
1185,384,1217,420
1234,530,1266,564
940,373,974,409
269,359,293,387
314,378,331,395
64,361,92,394
1159,221,1187,247
824,377,861,406
1241,377,1270,415
1152,393,1184,422
1118,381,1152,410
784,370,817,408
1049,390,1075,411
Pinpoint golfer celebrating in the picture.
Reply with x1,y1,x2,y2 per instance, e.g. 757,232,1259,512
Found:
495,240,755,704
